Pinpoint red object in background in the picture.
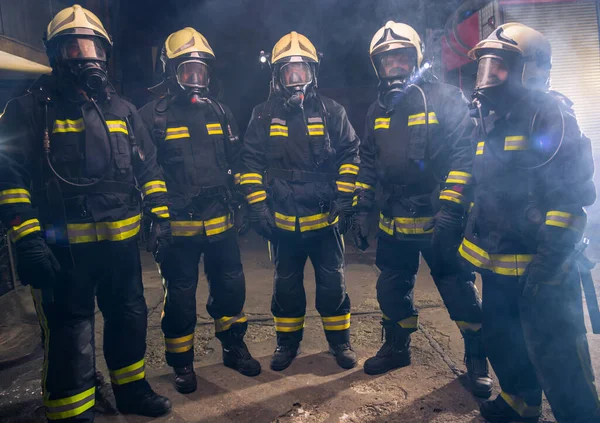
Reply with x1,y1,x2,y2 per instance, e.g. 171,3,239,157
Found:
441,13,480,71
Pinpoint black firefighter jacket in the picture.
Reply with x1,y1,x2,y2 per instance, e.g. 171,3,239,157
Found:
0,77,169,246
355,82,475,240
240,95,360,236
459,91,596,277
139,97,241,242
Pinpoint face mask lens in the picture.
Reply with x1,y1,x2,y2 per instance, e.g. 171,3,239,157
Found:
176,61,209,88
475,56,509,89
374,49,416,79
280,62,313,88
60,38,106,61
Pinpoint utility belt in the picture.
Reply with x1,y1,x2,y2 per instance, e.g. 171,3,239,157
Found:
167,183,230,199
385,182,437,199
268,168,335,183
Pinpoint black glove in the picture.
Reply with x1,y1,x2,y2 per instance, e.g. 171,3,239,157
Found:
327,196,354,235
424,205,464,262
352,211,370,251
146,219,173,264
16,235,61,292
249,201,276,240
520,242,571,298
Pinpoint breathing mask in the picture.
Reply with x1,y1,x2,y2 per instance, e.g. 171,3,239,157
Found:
175,59,211,106
57,37,109,95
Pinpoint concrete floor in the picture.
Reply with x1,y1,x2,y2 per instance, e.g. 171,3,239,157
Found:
1,232,599,422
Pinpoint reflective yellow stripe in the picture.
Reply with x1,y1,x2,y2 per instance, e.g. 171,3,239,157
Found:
408,112,439,126
456,321,482,333
298,212,337,232
11,218,41,242
215,313,248,332
356,182,374,191
45,214,141,244
439,189,465,205
504,135,528,151
379,213,394,235
274,316,305,332
270,125,289,137
234,173,241,185
399,316,418,329
0,188,31,205
105,120,128,135
500,392,541,418
206,122,224,135
110,359,145,385
240,173,264,185
352,196,358,207
151,206,170,219
204,214,233,236
307,123,325,136
446,170,472,185
336,181,355,193
246,190,267,204
545,210,586,232
53,118,85,133
165,333,194,353
374,117,390,130
142,180,167,196
322,313,351,331
459,238,533,276
339,164,359,175
476,141,485,155
45,387,95,420
171,220,204,237
275,212,296,231
394,216,434,235
165,126,190,140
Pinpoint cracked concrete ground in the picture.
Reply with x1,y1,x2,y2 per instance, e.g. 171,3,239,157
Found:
1,233,600,422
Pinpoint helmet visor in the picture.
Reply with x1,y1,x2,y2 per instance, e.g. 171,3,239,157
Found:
280,62,313,88
373,48,416,79
176,60,210,88
59,38,107,61
475,55,509,90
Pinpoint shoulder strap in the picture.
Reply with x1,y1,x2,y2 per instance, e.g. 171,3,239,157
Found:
152,97,169,143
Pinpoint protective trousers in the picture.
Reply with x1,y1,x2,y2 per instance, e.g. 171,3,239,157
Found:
482,269,600,423
271,228,351,346
32,239,148,422
375,236,482,335
160,231,247,368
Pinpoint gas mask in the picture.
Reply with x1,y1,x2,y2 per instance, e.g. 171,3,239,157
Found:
471,52,521,117
373,48,417,112
279,61,314,109
175,59,211,107
57,37,109,95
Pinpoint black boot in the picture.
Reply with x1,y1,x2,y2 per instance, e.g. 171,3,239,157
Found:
173,365,197,394
480,394,541,423
364,320,411,375
329,343,357,369
462,330,493,398
221,326,261,377
114,380,172,418
94,371,117,414
270,344,300,371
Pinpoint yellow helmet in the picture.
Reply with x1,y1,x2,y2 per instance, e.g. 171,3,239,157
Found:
469,23,551,91
45,4,111,46
164,27,215,61
370,21,424,68
272,31,319,64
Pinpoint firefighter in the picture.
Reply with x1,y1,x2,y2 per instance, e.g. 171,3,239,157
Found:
353,21,492,397
464,23,600,422
240,31,360,371
0,5,172,421
139,28,260,394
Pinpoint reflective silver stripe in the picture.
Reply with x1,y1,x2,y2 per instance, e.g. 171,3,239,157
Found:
308,117,323,123
45,391,95,416
299,216,328,229
96,219,140,239
106,121,128,133
322,318,350,329
111,366,144,383
165,338,194,351
271,118,286,125
461,241,492,267
215,313,247,332
204,216,231,232
166,129,189,136
275,321,302,328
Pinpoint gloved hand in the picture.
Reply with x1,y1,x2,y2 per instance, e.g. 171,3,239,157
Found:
16,234,61,291
249,201,276,240
146,219,173,264
519,243,571,298
352,211,370,251
328,196,354,235
424,205,464,261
